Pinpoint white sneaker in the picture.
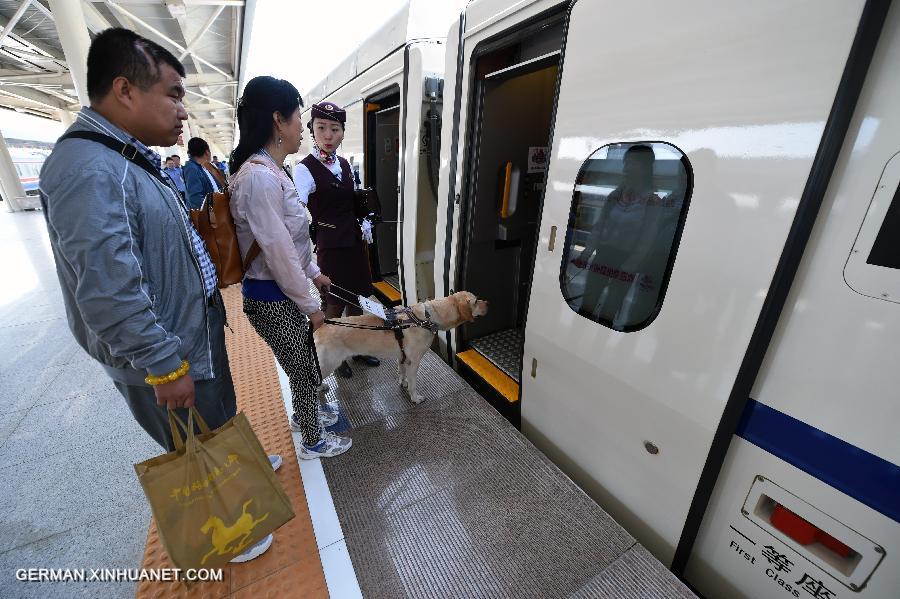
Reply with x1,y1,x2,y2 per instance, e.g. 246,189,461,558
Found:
268,454,282,471
290,410,337,431
298,433,352,460
230,533,273,563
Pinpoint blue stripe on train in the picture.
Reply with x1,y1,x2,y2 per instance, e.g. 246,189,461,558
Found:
736,399,900,524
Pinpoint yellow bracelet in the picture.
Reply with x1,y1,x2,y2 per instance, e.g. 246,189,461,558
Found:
145,360,190,386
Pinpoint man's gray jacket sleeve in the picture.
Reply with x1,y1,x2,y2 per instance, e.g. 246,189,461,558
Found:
47,166,183,376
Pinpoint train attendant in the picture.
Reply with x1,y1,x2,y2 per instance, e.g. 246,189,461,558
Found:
229,76,351,459
294,101,380,379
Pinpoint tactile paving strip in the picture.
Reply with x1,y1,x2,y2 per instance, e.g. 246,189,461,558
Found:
135,286,327,598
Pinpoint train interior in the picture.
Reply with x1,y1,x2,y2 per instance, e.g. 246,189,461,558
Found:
365,87,403,305
455,15,564,415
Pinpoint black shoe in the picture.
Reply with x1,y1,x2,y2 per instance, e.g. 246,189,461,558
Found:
336,361,353,378
353,355,380,367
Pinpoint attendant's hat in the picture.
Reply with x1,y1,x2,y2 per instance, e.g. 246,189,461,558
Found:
310,102,346,124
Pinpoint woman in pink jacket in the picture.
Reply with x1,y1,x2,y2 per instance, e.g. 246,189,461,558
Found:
229,76,351,459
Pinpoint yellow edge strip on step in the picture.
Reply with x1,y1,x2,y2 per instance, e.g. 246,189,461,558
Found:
374,280,402,302
455,349,520,403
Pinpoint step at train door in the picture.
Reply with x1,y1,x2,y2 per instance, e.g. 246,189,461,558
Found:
520,0,865,565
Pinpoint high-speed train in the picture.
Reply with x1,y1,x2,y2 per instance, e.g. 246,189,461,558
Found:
299,1,900,597
8,146,48,195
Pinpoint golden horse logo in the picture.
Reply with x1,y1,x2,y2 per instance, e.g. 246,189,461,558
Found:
200,499,269,565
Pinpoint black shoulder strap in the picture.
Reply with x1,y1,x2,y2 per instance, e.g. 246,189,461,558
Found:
58,131,167,186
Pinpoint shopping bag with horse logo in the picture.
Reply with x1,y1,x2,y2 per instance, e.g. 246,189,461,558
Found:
134,408,294,570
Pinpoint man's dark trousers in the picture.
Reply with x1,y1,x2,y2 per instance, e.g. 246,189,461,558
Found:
114,291,237,451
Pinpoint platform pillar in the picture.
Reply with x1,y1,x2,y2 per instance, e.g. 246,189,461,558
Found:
48,0,91,108
0,131,28,212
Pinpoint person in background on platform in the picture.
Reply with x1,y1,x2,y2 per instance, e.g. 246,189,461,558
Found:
162,155,183,196
229,76,352,459
183,137,224,209
212,155,229,177
294,101,380,379
169,154,186,194
39,27,277,563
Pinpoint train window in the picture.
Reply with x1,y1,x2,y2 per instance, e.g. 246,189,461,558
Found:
559,142,691,331
866,182,900,269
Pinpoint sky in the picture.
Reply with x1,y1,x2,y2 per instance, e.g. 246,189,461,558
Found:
242,0,410,97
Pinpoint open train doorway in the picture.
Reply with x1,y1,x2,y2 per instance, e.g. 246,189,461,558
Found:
455,16,564,416
365,87,403,305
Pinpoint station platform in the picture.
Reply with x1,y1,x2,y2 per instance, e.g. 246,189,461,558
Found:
137,285,695,597
0,209,694,598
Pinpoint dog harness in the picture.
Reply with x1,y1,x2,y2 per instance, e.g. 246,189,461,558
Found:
319,283,440,364
385,304,439,364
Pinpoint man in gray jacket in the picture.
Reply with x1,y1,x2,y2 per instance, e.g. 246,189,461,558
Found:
40,31,219,444
41,27,277,564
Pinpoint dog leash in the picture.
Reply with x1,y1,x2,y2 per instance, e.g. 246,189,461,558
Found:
308,320,324,387
317,283,438,332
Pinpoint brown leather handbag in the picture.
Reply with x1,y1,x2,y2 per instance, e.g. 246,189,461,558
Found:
189,163,260,288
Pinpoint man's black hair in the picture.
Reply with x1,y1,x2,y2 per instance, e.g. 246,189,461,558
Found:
187,137,210,158
165,156,174,163
87,28,186,103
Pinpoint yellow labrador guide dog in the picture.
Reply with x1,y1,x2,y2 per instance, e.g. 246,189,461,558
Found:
314,291,488,404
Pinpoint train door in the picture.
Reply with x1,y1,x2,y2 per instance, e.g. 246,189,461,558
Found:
399,42,446,305
519,0,864,565
365,87,403,305
453,12,565,418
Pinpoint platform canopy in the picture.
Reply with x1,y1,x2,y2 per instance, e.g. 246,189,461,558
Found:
0,0,255,156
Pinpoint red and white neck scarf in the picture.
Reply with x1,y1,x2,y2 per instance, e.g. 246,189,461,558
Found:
313,143,337,165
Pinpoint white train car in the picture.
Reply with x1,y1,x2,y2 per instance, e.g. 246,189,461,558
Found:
430,0,900,598
297,0,467,307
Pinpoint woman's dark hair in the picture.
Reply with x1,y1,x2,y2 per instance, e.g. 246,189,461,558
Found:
230,76,303,174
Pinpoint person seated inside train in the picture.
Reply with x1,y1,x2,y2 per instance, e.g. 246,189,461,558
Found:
571,144,674,329
293,101,380,379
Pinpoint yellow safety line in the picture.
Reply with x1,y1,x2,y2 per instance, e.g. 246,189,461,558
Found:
456,349,520,403
374,280,402,303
